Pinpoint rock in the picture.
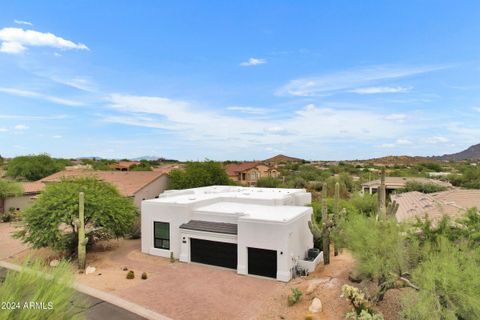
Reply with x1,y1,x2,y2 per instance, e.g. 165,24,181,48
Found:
85,266,96,275
122,266,128,271
49,259,60,267
308,297,323,313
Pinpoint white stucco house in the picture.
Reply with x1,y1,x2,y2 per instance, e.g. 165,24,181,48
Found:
141,185,318,282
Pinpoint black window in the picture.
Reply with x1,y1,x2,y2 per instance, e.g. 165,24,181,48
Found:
154,222,170,249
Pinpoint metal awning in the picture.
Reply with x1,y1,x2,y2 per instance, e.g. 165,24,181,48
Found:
179,220,238,235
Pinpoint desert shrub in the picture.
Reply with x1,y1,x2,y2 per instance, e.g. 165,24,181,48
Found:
397,181,448,194
256,177,281,188
126,271,135,279
169,161,232,189
348,192,377,217
0,259,84,320
401,239,480,319
448,167,480,189
346,310,384,320
287,288,303,306
141,272,147,280
170,252,175,263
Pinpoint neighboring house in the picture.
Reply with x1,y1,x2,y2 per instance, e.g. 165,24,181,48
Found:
392,189,480,223
263,154,304,167
2,170,169,212
225,162,280,186
110,160,141,171
361,177,452,195
141,186,316,282
2,181,43,214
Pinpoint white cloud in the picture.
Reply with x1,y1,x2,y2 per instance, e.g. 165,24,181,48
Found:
226,106,269,115
0,27,88,54
52,135,62,139
103,95,408,148
276,65,445,96
425,136,449,144
14,20,33,26
14,124,29,130
240,58,266,67
473,107,480,112
384,113,408,122
396,138,412,145
0,87,84,106
0,127,8,132
378,143,396,149
350,86,411,94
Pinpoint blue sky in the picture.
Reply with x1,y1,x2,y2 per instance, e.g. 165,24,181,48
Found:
0,1,479,161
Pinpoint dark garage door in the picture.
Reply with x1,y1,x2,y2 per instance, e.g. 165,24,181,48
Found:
190,238,237,269
248,247,277,278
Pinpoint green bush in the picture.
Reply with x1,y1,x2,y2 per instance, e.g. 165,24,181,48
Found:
6,154,68,181
0,259,84,320
256,177,281,188
401,239,480,319
397,181,448,194
126,271,135,279
287,288,303,306
169,161,233,189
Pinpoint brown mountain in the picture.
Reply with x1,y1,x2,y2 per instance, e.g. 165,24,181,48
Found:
433,144,480,160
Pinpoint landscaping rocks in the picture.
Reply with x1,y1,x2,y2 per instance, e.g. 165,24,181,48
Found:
49,259,60,267
308,297,323,313
306,278,331,295
85,266,96,274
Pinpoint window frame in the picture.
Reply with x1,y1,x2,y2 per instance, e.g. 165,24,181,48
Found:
153,221,170,250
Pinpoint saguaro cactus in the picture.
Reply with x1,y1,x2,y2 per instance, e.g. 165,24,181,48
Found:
333,182,340,256
321,182,331,265
78,192,87,270
377,168,387,220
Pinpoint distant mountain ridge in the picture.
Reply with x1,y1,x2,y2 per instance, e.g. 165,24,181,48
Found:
433,143,480,160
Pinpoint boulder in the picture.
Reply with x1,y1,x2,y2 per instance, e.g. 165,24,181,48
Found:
85,266,96,275
308,297,323,313
49,259,60,267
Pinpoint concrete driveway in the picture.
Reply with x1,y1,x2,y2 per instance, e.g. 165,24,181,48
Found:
0,222,29,259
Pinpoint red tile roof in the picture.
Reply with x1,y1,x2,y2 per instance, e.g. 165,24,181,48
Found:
224,162,262,176
23,170,167,197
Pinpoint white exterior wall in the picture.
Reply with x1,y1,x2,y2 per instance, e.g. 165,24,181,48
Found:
141,187,314,282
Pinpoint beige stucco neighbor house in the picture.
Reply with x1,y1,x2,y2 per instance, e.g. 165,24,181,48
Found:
225,162,280,186
1,169,169,213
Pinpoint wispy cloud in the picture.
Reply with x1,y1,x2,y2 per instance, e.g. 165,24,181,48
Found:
473,106,480,112
0,27,88,54
425,136,449,144
103,94,408,148
384,113,408,123
240,58,266,67
226,106,269,115
0,87,84,106
14,20,33,26
14,124,29,130
349,86,411,94
276,65,445,96
0,127,8,132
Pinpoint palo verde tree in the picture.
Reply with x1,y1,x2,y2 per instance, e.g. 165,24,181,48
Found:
6,154,68,181
14,177,137,255
169,161,233,189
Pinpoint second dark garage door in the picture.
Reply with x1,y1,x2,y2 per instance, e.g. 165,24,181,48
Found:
248,247,277,278
190,238,237,269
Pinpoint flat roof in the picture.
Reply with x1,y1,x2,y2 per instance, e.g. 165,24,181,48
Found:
194,201,310,223
149,185,306,205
